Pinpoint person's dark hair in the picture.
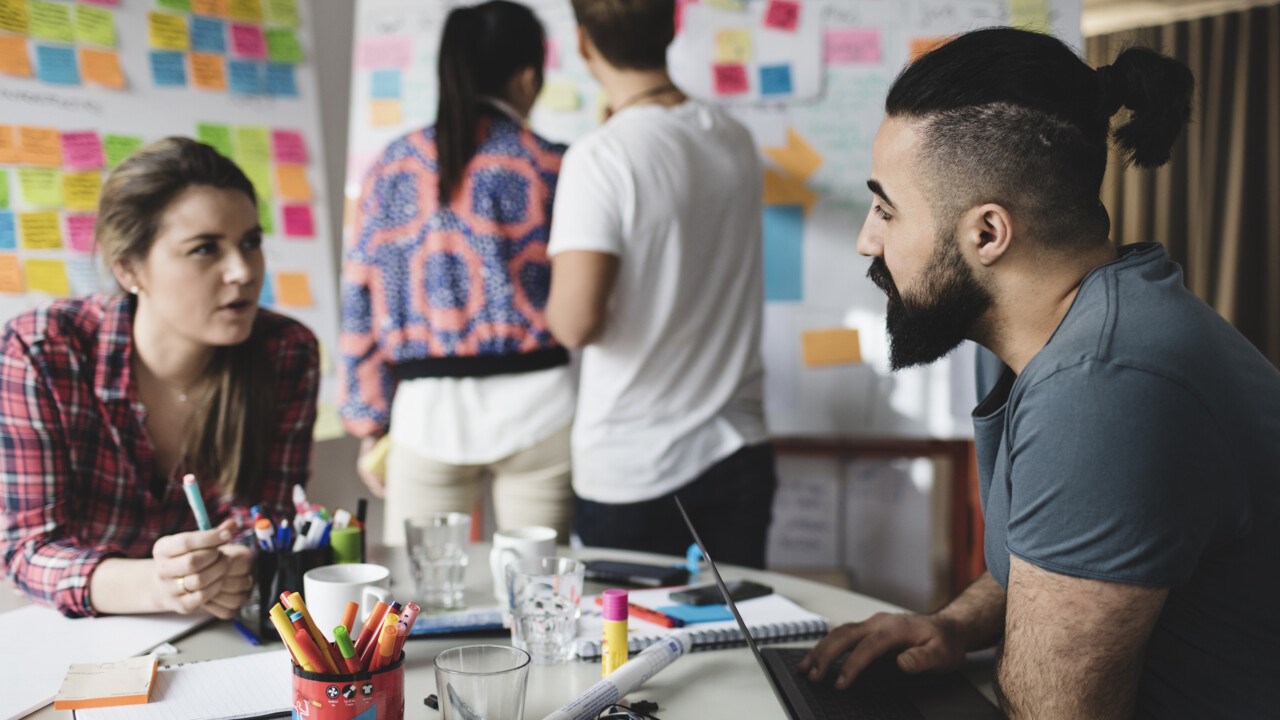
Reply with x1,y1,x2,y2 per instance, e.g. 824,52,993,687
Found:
437,0,546,203
98,137,274,504
885,28,1193,248
570,0,674,71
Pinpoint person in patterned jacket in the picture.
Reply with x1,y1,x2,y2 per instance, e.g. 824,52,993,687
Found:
341,1,574,543
0,137,319,617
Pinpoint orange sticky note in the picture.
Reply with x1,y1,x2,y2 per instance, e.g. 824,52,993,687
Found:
24,258,72,296
274,164,311,201
801,328,862,367
19,211,62,250
192,0,229,17
190,52,227,90
0,125,16,164
909,36,950,62
369,99,402,128
0,255,23,294
63,171,102,211
0,35,32,78
80,48,125,89
18,126,63,167
275,272,312,307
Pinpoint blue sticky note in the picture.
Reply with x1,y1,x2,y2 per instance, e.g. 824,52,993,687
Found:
36,45,80,85
265,63,297,97
763,205,804,302
190,16,227,54
259,274,274,307
370,69,401,99
658,604,735,624
0,212,16,250
759,64,793,96
150,51,187,87
228,60,265,95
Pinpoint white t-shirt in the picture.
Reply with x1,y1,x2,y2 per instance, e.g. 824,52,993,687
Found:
548,100,767,503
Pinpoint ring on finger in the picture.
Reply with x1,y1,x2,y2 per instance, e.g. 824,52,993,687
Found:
177,575,191,594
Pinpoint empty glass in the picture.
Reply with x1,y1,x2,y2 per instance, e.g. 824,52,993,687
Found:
433,645,531,720
405,513,470,610
505,556,584,665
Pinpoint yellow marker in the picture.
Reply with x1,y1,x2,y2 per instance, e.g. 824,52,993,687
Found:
269,603,314,671
287,592,340,674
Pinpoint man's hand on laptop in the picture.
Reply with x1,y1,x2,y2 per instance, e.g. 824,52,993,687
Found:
798,612,967,690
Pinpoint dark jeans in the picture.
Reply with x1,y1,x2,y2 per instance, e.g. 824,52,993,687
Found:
573,443,778,569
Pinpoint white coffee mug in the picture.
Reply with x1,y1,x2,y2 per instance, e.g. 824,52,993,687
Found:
489,527,557,601
302,563,392,636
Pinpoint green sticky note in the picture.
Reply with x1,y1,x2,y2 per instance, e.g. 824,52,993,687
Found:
240,160,272,201
0,170,9,209
258,199,273,234
197,123,234,159
103,134,143,169
18,167,63,208
73,4,115,47
266,0,298,26
233,126,270,166
264,27,303,63
28,0,74,43
158,0,192,12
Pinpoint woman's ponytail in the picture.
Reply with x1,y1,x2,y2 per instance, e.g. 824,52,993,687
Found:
436,6,482,204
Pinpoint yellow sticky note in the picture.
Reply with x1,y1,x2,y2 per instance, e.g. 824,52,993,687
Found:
0,255,24,294
313,403,344,441
148,12,190,51
766,128,823,184
370,99,402,128
275,272,312,307
706,0,746,10
801,328,862,367
63,172,102,212
28,0,74,44
233,126,271,166
18,126,62,167
763,167,818,214
0,0,29,35
24,259,71,296
18,167,61,207
0,35,32,78
228,0,264,22
909,36,950,62
0,125,16,164
537,80,580,112
275,165,311,201
240,161,272,201
715,28,753,64
190,52,226,90
80,48,125,89
192,0,229,16
74,4,115,47
19,211,62,250
1009,0,1050,30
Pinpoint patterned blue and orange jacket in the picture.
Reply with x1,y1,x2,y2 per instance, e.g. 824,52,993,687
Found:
339,114,568,438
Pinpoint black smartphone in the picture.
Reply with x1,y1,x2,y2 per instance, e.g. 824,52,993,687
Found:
583,560,690,588
669,579,773,606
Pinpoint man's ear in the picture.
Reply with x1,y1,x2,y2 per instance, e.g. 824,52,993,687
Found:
960,203,1014,267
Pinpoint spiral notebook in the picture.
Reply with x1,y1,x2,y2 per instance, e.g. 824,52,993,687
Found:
574,587,828,659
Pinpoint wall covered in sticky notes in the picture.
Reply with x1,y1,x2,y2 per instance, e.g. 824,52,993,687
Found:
347,0,1080,439
0,0,340,436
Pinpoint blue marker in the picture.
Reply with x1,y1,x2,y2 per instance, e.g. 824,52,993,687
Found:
182,474,213,531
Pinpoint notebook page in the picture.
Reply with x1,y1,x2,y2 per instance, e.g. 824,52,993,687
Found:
75,651,292,720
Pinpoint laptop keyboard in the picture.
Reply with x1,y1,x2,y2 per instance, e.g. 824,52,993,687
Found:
767,649,925,720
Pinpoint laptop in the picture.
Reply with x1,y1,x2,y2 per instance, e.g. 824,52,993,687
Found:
674,496,1004,720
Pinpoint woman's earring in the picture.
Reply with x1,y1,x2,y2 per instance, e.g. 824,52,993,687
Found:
129,285,139,295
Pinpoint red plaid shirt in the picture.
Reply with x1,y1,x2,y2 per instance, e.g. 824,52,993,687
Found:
0,294,318,617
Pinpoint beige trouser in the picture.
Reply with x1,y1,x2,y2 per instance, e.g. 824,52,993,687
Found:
382,424,573,545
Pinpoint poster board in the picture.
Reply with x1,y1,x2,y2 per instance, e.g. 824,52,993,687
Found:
344,0,1082,439
0,0,341,436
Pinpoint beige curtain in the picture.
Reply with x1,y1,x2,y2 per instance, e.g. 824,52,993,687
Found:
1086,4,1280,367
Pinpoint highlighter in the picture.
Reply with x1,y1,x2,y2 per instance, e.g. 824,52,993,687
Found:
181,474,212,531
601,589,629,677
333,625,363,674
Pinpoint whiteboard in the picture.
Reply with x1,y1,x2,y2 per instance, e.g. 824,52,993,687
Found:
0,0,340,421
345,0,1081,439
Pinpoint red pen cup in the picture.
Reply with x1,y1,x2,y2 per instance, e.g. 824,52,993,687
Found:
291,652,404,720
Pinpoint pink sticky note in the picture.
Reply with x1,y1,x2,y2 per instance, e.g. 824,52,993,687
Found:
231,23,267,59
356,36,413,69
764,0,800,31
66,214,97,253
713,63,749,95
61,132,105,170
825,28,881,64
282,204,314,237
544,38,559,70
271,130,307,164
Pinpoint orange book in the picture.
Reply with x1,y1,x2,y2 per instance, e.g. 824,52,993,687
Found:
54,654,158,710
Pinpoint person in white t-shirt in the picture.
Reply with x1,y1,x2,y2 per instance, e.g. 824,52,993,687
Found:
546,0,775,568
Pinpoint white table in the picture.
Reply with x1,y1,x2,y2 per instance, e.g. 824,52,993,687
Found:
11,544,997,719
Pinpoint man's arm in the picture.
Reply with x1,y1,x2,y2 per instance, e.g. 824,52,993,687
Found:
546,250,619,348
997,556,1167,719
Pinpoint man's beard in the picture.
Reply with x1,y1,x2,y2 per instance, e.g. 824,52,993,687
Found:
867,232,993,371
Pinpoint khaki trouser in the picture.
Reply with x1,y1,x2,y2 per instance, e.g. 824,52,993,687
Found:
382,424,573,545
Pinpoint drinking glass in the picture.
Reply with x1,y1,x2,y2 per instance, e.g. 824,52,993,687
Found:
505,556,584,665
405,513,470,609
433,645,531,720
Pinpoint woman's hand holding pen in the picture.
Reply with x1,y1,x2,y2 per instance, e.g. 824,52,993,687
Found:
151,518,242,617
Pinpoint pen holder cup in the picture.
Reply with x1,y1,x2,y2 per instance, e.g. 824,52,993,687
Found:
292,653,405,720
246,546,333,640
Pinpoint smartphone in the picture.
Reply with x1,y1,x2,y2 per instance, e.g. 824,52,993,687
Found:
669,579,773,606
583,560,690,588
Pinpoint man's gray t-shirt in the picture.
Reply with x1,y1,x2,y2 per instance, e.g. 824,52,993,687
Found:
973,243,1280,719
